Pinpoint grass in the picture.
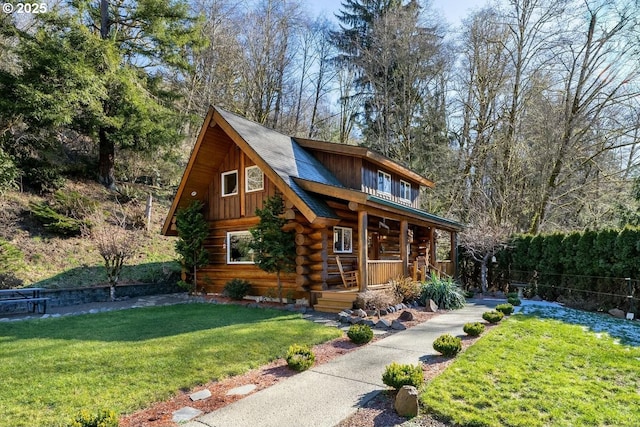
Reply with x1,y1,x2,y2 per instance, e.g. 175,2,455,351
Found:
0,303,342,427
421,315,640,427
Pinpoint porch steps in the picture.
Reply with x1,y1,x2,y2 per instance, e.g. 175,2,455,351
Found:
312,289,358,314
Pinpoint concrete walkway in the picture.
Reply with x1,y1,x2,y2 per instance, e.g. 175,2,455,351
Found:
183,301,498,427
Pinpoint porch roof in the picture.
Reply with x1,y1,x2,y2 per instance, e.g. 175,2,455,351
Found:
293,178,464,232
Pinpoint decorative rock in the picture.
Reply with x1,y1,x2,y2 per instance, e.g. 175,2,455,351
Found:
355,308,367,318
394,385,419,417
530,295,542,301
375,318,392,329
338,313,350,323
226,384,257,396
349,316,362,324
172,406,203,423
366,310,376,317
190,389,212,401
395,304,404,311
398,310,414,321
363,319,376,327
391,319,407,330
343,309,353,315
388,306,396,313
379,308,388,316
425,299,438,312
608,308,625,319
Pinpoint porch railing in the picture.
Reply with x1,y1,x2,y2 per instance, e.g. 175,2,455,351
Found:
366,260,404,286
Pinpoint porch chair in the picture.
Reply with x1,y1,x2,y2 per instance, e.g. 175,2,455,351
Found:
336,256,359,289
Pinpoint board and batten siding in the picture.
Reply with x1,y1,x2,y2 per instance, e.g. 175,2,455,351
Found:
207,145,276,220
361,160,420,208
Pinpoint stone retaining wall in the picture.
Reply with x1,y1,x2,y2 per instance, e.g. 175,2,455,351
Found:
0,282,183,314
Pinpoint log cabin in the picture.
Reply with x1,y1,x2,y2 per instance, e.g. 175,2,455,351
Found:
162,106,463,312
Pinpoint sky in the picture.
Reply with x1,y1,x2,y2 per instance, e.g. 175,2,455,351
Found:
306,0,489,26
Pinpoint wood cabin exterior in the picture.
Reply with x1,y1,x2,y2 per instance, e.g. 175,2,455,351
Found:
162,106,464,312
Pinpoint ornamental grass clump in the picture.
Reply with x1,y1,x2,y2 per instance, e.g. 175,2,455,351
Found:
463,322,485,337
419,272,466,310
433,334,462,357
285,344,315,372
347,324,374,344
495,303,515,316
483,310,504,324
382,362,423,390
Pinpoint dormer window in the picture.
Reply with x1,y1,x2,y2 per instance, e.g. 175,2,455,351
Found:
377,170,391,195
222,170,238,196
400,180,411,202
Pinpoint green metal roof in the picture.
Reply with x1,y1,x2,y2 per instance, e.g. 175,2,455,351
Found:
367,195,464,230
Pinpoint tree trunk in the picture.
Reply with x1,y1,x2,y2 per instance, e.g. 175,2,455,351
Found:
480,252,491,294
98,127,116,189
110,284,116,302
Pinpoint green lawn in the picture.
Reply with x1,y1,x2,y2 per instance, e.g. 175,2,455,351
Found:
0,304,342,427
421,315,640,427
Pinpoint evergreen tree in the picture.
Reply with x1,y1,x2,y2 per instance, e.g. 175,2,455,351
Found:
249,194,296,303
0,1,202,188
175,201,209,294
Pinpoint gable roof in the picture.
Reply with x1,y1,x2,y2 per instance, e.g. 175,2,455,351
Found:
162,105,460,236
162,106,342,235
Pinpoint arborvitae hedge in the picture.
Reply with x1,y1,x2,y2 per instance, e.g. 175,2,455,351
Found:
496,228,640,310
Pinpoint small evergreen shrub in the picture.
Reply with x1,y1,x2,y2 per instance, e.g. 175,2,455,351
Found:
223,278,252,300
419,272,466,310
463,322,485,337
347,324,374,344
0,148,19,194
68,409,118,427
382,362,423,390
507,297,521,306
506,292,519,299
285,344,315,372
21,159,65,193
433,334,462,357
483,310,504,323
495,303,514,315
0,239,25,289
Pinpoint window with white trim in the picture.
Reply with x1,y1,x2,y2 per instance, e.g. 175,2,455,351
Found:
377,170,391,195
333,226,353,253
245,165,264,192
221,170,238,196
227,231,254,264
400,180,411,201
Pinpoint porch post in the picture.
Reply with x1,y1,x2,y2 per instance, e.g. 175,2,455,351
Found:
450,231,458,278
428,227,436,269
358,210,368,291
400,220,408,277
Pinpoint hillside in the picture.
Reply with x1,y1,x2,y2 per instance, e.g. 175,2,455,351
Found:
0,179,180,289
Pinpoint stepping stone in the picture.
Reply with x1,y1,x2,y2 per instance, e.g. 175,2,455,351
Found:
172,406,203,423
226,384,257,396
190,389,212,401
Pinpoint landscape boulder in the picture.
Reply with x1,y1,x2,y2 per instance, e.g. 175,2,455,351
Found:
398,310,414,321
608,308,625,319
425,299,438,312
394,385,419,417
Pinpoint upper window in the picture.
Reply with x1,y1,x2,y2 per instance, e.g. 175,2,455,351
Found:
222,170,238,196
333,226,353,253
245,165,264,193
400,180,411,201
227,231,254,264
377,170,391,195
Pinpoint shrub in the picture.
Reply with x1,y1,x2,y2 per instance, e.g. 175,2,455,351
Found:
0,148,19,195
495,303,514,315
53,190,98,219
347,324,374,344
419,272,466,310
223,278,252,300
433,334,462,357
355,289,397,314
30,201,90,236
382,362,423,390
463,322,485,337
507,297,521,306
0,239,24,289
506,292,519,299
482,310,504,323
390,276,421,304
21,159,65,193
285,344,315,372
68,409,118,427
